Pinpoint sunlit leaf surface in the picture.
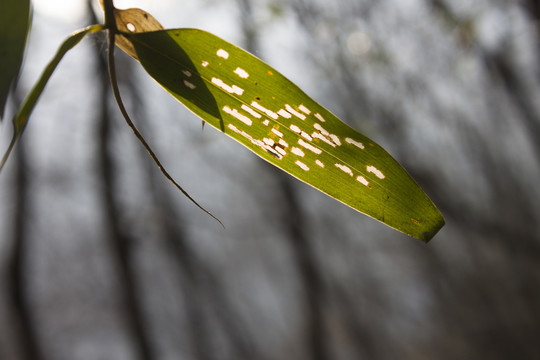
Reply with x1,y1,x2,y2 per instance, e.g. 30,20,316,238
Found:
124,27,445,241
0,0,32,120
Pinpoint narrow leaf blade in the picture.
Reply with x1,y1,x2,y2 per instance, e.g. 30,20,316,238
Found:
0,25,103,172
126,29,445,241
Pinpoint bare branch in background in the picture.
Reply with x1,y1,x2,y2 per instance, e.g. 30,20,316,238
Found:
88,3,154,359
6,116,43,360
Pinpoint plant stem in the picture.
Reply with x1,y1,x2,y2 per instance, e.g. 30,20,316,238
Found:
103,0,223,226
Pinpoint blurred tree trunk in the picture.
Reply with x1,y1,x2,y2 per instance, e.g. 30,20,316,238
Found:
89,4,154,359
273,171,330,360
128,60,220,360
6,131,43,360
237,1,330,359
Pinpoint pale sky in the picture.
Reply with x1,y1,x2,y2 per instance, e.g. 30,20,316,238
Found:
32,0,170,23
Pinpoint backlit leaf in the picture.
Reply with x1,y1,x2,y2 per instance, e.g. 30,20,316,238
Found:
113,7,164,59
0,25,103,171
123,27,445,241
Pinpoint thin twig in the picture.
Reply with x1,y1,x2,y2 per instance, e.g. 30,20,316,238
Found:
104,2,223,227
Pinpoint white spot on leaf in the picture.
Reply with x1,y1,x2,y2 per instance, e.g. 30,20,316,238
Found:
228,124,283,159
232,85,244,95
241,104,261,118
356,175,369,186
223,106,252,126
291,147,305,157
298,139,322,154
183,80,196,90
330,134,341,146
345,137,365,149
277,109,292,119
335,163,354,176
275,146,287,156
298,105,311,115
314,113,326,122
251,101,278,120
314,123,329,135
285,104,306,120
262,119,270,126
367,165,385,179
279,139,289,148
271,128,284,138
290,124,302,134
315,160,325,168
312,132,337,147
295,160,310,171
202,61,209,67
263,138,275,146
300,131,313,141
217,49,229,59
313,124,341,146
182,70,192,77
234,67,249,79
211,77,244,95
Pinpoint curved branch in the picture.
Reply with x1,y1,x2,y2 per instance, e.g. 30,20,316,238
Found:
103,0,224,227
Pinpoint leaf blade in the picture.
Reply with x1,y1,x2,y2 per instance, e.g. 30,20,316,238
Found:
126,28,445,241
0,25,103,172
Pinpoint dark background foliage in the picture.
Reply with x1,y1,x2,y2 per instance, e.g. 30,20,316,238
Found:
1,0,539,359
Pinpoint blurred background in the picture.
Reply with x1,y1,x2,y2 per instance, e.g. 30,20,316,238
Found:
1,0,540,359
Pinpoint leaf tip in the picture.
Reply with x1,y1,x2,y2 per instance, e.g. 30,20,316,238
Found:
417,213,445,243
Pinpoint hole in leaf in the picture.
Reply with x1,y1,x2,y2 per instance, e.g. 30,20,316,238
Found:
127,23,136,32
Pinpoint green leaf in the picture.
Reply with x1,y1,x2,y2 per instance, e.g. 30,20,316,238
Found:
124,28,445,241
0,0,32,120
0,25,103,172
